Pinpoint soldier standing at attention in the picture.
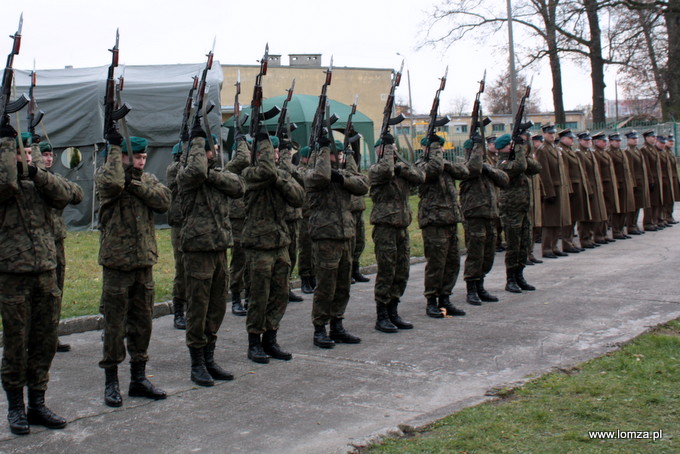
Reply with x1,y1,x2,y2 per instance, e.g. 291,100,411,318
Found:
368,134,424,332
606,133,636,239
96,133,170,407
575,132,608,247
663,135,680,224
495,134,541,293
658,135,678,226
623,131,650,234
460,135,509,305
1,124,72,435
167,142,188,329
557,129,588,253
592,132,619,242
640,130,664,231
536,124,572,257
416,134,468,318
528,134,544,264
297,146,316,294
241,133,304,363
305,136,369,348
177,126,245,387
39,141,84,351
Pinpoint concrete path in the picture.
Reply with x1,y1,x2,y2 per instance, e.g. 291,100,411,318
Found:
1,219,679,453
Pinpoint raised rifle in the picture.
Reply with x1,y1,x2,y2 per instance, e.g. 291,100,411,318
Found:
308,57,335,152
103,29,131,159
423,66,450,159
233,70,248,139
114,72,134,161
249,44,281,164
343,94,361,165
1,14,29,125
275,78,296,142
509,81,534,159
26,61,44,144
377,60,406,159
178,75,199,155
469,70,491,147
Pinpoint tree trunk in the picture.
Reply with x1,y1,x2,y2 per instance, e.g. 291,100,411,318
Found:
585,0,607,125
665,0,680,120
545,1,566,125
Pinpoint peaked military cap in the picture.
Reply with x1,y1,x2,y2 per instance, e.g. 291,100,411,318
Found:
624,131,639,139
657,135,667,143
591,131,607,141
542,124,557,133
577,131,592,140
609,133,622,141
39,142,53,153
558,129,576,139
531,134,544,142
667,135,675,141
642,130,656,138
486,135,497,143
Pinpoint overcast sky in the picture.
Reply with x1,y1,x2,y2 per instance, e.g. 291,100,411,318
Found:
2,0,614,116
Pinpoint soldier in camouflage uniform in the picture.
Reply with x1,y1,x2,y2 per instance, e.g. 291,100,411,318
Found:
305,136,369,348
241,133,304,363
177,127,245,386
369,134,424,332
416,134,469,318
39,141,84,351
495,134,542,293
297,146,316,294
96,133,170,407
460,136,509,305
228,138,251,315
0,126,72,435
167,142,188,329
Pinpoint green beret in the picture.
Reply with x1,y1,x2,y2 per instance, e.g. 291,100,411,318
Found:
420,135,444,147
494,134,512,150
40,142,53,153
270,136,280,148
16,132,31,147
463,139,473,150
172,142,182,155
334,140,344,151
121,136,148,154
299,146,310,158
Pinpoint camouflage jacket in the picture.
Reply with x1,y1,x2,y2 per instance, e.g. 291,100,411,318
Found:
497,144,542,213
227,139,251,220
0,137,73,273
304,147,369,240
47,170,84,241
416,142,469,228
242,138,304,250
278,147,304,222
369,145,424,228
460,143,509,219
177,137,245,252
166,158,183,227
96,144,170,271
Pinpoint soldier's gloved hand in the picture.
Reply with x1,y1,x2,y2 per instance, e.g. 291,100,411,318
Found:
428,133,442,145
514,136,524,145
544,195,557,204
318,136,332,148
382,133,395,145
471,134,483,144
0,120,17,139
255,132,270,143
190,124,206,140
131,167,143,181
330,169,344,184
394,165,402,176
280,139,292,150
234,132,247,143
27,164,38,179
106,129,123,146
124,166,133,188
32,134,41,144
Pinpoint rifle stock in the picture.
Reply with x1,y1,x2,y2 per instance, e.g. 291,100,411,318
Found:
308,57,333,152
250,43,270,164
423,66,449,159
378,60,405,159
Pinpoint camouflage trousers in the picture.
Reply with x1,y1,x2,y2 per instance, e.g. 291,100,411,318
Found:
352,210,366,264
229,218,249,295
245,248,290,334
500,210,532,271
171,226,186,306
99,266,154,369
55,239,66,291
184,251,228,349
422,224,460,298
463,217,497,281
0,271,59,391
373,225,410,305
312,239,352,326
298,216,315,278
286,219,300,279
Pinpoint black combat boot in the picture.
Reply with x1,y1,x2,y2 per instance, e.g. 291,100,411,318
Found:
515,268,536,291
104,367,123,407
56,340,71,352
301,277,314,294
375,303,398,333
173,300,187,329
129,362,167,400
351,263,370,283
231,291,247,316
387,299,414,329
426,296,444,318
505,268,522,293
6,388,29,435
188,346,214,387
262,330,293,360
288,289,304,302
466,280,482,305
313,325,335,349
329,319,362,343
26,389,67,429
476,278,499,302
204,343,235,380
438,295,466,316
247,333,270,364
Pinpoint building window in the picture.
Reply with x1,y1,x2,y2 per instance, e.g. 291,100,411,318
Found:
395,126,410,135
564,121,578,129
455,125,468,133
492,124,506,132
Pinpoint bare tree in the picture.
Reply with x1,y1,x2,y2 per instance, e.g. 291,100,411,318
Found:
486,71,541,114
449,94,469,115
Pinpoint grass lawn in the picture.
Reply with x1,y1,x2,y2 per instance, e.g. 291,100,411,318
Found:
365,319,680,453
60,195,433,319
